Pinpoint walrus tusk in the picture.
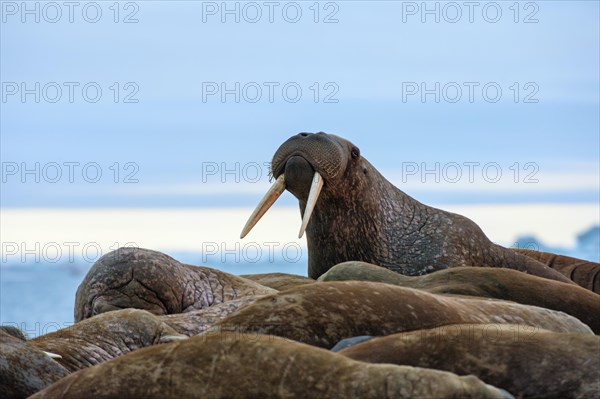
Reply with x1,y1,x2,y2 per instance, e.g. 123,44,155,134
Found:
43,351,62,359
160,335,189,343
298,172,323,239
240,174,286,239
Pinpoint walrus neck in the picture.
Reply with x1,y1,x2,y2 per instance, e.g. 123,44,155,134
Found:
303,159,575,284
304,160,433,279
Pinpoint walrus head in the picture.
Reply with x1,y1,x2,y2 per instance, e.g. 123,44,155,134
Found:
241,132,363,238
241,132,395,278
75,248,187,321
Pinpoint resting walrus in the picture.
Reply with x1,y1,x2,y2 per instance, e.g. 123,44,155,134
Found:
210,281,592,349
319,262,600,333
240,132,581,285
513,248,600,293
0,328,69,399
30,333,513,399
159,295,265,336
240,272,315,291
338,324,600,399
29,309,187,372
75,247,275,321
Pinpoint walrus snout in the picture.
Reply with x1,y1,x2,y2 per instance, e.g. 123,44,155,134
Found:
271,132,347,181
241,132,347,239
284,155,315,201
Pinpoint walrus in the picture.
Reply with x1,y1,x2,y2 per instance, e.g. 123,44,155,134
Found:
75,247,275,321
239,272,315,291
319,261,600,333
513,248,600,293
160,295,264,336
0,329,69,399
240,132,576,285
30,333,513,399
338,324,600,399
210,281,592,349
0,325,29,341
29,308,187,373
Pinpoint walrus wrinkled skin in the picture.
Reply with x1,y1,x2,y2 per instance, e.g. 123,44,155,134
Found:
319,262,600,334
244,132,574,285
339,324,600,399
75,247,275,321
29,309,187,372
211,281,592,349
160,295,264,336
31,333,513,399
240,272,315,291
514,248,600,293
0,329,69,399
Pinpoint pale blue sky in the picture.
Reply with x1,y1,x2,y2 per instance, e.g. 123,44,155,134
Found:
1,1,598,207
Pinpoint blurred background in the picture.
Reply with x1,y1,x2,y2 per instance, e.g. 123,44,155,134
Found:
1,1,598,336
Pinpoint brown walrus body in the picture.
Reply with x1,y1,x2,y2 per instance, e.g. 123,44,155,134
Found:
514,248,600,293
241,132,579,287
211,281,592,349
0,329,69,399
338,324,600,399
160,295,264,336
319,262,600,333
30,333,512,399
240,272,315,291
29,309,186,373
75,247,275,321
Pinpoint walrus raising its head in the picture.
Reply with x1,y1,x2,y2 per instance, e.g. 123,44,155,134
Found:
241,132,575,284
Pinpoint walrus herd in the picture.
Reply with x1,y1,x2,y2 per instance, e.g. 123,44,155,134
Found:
3,132,599,398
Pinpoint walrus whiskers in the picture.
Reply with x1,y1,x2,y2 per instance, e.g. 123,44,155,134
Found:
298,172,323,238
240,174,286,239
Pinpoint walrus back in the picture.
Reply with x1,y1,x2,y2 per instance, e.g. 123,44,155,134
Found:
513,248,600,294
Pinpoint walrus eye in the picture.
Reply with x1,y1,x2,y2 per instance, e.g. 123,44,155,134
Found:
351,147,360,159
